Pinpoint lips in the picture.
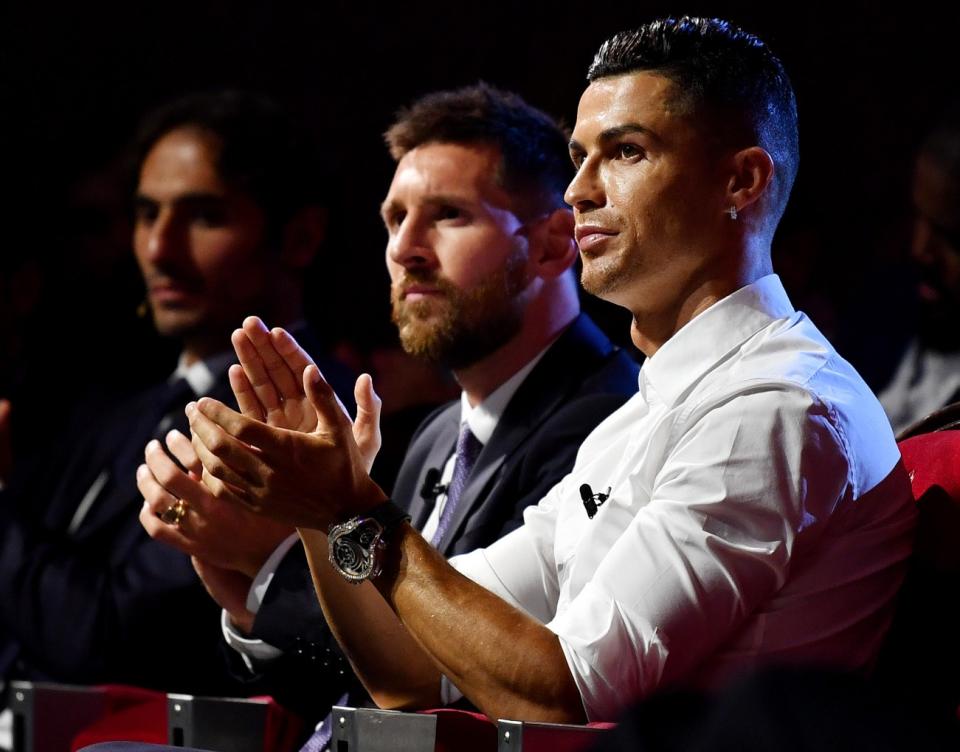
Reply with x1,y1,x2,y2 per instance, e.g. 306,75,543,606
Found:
574,224,618,252
400,284,444,301
147,278,203,304
394,274,454,304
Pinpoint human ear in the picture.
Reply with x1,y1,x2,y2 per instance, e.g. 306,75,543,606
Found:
529,207,578,279
281,206,328,269
725,147,775,216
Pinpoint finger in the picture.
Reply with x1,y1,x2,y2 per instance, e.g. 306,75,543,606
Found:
199,463,262,515
353,373,382,471
242,317,304,402
229,363,266,423
165,429,202,476
136,462,178,516
139,501,195,550
303,364,354,434
191,397,283,450
145,439,212,505
232,326,283,414
188,402,270,489
269,327,316,387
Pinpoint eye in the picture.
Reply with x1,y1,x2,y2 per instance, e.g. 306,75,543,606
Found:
384,210,406,231
437,205,464,222
191,206,227,227
133,200,158,225
616,143,644,160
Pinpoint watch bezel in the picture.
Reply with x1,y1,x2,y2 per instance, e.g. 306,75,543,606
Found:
328,515,387,584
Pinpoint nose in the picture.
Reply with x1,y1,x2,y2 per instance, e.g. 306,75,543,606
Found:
564,158,605,213
138,208,183,265
387,215,437,271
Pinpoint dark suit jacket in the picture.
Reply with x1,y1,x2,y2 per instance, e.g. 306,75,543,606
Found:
245,314,640,720
0,339,353,695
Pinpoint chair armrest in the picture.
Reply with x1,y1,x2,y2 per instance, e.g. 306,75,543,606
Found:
9,681,110,752
497,719,613,752
168,694,303,752
329,706,438,752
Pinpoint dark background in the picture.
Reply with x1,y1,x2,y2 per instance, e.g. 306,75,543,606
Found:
2,0,958,432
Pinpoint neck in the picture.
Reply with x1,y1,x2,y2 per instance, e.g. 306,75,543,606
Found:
631,245,772,357
454,279,579,407
181,293,306,367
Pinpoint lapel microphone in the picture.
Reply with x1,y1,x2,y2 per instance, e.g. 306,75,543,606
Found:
580,484,611,519
420,468,448,504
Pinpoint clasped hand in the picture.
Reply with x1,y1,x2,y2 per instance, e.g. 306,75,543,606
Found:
187,317,387,530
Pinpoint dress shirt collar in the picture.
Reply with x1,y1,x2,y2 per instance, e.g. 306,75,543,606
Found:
641,274,796,408
458,343,551,445
173,350,235,397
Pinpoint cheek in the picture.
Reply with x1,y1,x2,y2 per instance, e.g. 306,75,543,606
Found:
132,229,151,268
192,230,262,280
385,253,403,283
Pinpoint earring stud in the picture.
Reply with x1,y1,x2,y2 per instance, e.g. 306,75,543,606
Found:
727,206,738,220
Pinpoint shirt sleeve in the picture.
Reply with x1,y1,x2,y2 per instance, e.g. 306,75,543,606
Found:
545,385,853,720
220,533,300,670
450,475,568,624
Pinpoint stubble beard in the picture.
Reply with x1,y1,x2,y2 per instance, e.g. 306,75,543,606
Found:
579,246,635,301
391,248,530,370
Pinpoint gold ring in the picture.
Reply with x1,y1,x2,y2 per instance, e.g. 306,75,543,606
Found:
158,499,188,526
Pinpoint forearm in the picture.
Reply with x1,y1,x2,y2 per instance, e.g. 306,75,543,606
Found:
298,528,443,710
378,525,584,723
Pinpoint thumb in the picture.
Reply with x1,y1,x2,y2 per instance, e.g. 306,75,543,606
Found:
353,373,382,473
303,364,352,432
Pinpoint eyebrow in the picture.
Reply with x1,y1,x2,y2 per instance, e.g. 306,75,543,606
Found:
134,191,227,206
569,123,662,154
380,193,472,218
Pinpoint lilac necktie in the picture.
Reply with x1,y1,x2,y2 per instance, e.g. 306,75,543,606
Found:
431,423,483,546
299,692,348,752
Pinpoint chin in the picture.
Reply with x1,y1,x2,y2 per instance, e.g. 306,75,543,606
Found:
151,309,208,339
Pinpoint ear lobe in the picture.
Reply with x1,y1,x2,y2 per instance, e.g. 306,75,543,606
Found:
530,208,578,279
726,147,775,214
282,206,328,269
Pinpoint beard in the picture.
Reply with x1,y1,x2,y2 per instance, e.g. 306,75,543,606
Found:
391,249,530,370
580,250,631,299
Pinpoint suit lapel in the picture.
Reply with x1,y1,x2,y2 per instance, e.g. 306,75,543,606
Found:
71,373,234,542
402,405,459,529
433,315,615,553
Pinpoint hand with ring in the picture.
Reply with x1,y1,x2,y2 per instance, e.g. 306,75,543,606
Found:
158,498,187,526
138,429,295,579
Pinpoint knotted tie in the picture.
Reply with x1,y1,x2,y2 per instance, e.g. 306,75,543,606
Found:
431,423,483,546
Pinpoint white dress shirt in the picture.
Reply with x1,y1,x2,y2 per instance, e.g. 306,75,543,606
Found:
450,275,916,720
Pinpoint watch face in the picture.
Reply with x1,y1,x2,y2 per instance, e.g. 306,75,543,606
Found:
329,517,384,583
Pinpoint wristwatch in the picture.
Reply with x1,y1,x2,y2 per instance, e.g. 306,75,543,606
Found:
328,500,411,584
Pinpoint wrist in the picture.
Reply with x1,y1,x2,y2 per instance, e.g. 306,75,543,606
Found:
327,499,411,584
227,608,255,635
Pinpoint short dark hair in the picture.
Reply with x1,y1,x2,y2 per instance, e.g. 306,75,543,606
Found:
385,83,572,219
588,17,799,226
132,90,324,234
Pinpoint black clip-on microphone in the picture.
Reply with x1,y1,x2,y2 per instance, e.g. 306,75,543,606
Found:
420,468,448,507
580,484,611,519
